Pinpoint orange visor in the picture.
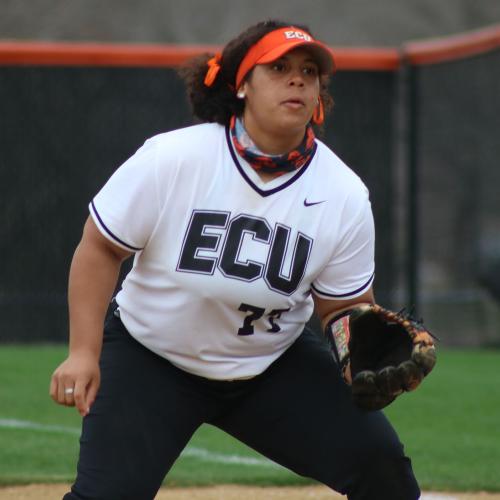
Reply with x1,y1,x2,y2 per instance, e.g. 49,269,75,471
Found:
235,27,335,89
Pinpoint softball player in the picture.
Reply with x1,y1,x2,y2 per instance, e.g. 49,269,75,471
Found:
50,19,420,500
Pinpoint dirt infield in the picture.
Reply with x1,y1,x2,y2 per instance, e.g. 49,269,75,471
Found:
1,484,500,500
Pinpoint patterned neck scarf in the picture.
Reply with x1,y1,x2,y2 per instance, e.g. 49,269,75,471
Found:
229,116,316,176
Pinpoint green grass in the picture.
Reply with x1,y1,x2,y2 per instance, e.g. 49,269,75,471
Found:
0,345,308,487
385,349,500,492
1,345,499,490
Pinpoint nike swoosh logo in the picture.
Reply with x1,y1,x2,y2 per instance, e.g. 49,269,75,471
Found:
304,199,326,207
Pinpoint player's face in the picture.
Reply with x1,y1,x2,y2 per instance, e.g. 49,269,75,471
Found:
241,48,321,152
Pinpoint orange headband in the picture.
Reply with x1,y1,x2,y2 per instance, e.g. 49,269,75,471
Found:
235,27,335,90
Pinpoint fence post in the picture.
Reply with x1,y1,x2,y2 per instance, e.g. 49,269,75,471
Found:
406,62,420,313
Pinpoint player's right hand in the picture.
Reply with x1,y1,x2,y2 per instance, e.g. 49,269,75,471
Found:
49,352,101,417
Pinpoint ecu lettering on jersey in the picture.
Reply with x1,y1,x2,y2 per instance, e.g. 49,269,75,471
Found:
177,210,313,296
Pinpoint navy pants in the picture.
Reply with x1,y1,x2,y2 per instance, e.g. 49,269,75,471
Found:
64,312,420,500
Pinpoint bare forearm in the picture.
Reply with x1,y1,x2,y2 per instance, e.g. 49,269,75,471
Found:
67,241,121,357
51,218,132,415
314,288,375,329
67,222,130,358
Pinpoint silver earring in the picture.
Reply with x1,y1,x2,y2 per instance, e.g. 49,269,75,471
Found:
237,90,245,99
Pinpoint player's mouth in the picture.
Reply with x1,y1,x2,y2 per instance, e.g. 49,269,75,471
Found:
280,98,305,109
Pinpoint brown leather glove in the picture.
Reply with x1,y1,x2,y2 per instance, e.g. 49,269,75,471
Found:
326,304,437,411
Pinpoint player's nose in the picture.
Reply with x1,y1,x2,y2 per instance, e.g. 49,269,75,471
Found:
288,72,305,86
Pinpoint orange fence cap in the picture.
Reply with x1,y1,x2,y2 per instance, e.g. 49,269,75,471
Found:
2,27,500,70
332,47,401,71
0,40,401,71
404,24,500,65
0,41,221,66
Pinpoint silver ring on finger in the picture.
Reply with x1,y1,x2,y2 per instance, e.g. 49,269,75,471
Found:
64,387,75,395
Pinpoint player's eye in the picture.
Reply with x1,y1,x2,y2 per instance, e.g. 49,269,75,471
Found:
303,65,319,76
270,61,287,72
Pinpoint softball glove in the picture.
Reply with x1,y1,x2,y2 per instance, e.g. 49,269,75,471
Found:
326,304,436,411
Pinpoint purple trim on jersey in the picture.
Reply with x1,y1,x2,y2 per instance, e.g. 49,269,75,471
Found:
90,201,143,251
311,272,375,299
225,125,317,197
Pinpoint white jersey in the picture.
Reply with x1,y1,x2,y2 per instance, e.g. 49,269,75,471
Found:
90,123,375,380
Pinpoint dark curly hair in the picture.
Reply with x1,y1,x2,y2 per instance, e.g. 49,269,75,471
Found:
179,19,334,127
